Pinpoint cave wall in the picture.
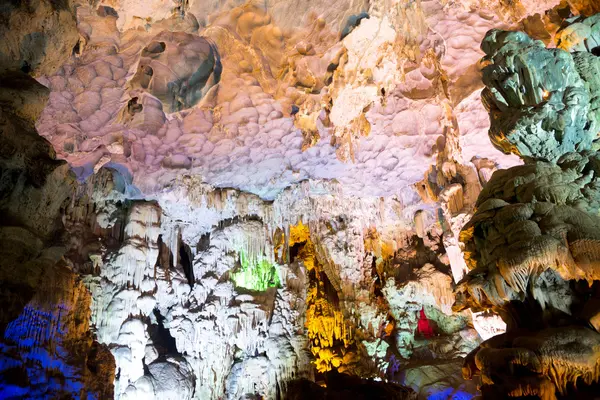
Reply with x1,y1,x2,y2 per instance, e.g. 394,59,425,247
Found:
0,1,115,399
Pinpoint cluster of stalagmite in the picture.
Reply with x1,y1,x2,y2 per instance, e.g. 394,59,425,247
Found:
455,14,600,399
69,169,472,399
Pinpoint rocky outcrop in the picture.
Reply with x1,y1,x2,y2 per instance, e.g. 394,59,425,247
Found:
36,0,529,199
398,359,477,400
456,17,600,399
0,1,114,398
0,73,73,329
63,174,477,399
481,29,599,163
0,0,79,76
285,370,417,400
127,31,221,113
1,261,115,399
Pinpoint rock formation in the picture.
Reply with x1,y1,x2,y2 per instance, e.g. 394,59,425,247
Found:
455,15,600,399
0,1,114,398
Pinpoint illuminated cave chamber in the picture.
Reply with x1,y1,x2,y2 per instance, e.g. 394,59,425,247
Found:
2,0,600,399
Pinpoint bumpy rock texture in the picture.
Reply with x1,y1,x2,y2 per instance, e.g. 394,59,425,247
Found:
37,0,530,198
70,173,465,399
481,25,600,163
2,0,600,399
0,0,79,76
456,15,600,399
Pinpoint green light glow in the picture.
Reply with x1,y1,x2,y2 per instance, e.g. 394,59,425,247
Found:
231,251,281,291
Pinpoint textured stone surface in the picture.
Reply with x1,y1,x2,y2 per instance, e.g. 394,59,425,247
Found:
456,15,600,399
0,93,75,331
481,29,599,162
66,172,474,399
0,263,115,399
127,31,221,113
455,152,600,315
35,0,523,199
556,13,600,52
464,326,600,399
0,2,115,398
285,370,417,399
399,359,478,400
0,0,79,76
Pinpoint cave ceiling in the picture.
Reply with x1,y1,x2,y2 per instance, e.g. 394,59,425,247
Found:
32,0,550,202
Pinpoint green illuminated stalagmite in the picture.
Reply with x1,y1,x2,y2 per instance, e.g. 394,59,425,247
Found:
231,251,281,291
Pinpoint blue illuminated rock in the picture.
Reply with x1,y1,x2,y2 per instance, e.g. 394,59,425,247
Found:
481,29,598,162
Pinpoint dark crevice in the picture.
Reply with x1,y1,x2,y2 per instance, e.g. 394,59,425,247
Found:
127,97,143,115
197,233,210,253
72,40,81,56
386,234,450,283
148,308,178,357
320,271,340,309
179,240,194,287
20,61,31,74
289,242,303,263
143,65,154,76
142,41,166,57
340,12,370,40
245,214,262,222
371,256,383,298
218,216,239,230
155,234,174,272
96,6,119,18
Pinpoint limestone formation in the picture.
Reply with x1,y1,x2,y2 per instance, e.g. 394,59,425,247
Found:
66,174,476,398
0,0,79,76
481,29,599,162
286,370,417,399
128,31,221,113
0,1,114,398
456,18,600,399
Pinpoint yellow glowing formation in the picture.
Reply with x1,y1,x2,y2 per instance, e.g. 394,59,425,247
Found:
288,222,357,373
